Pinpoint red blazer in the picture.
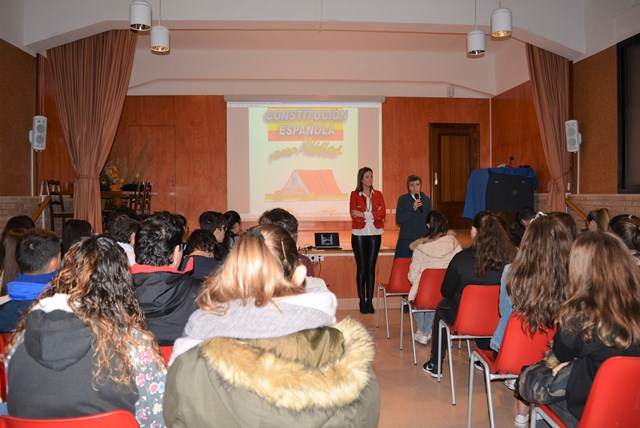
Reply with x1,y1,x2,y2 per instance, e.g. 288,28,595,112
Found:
350,190,386,230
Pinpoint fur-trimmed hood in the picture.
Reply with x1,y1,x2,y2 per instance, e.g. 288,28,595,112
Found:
198,317,374,412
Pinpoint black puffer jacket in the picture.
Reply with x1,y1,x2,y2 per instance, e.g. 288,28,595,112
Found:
133,269,202,345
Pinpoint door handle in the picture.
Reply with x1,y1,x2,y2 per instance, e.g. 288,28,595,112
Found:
434,172,439,185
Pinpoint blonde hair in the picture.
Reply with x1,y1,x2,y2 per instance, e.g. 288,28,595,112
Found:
198,224,303,312
558,231,640,349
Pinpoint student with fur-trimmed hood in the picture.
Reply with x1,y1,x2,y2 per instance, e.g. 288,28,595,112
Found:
164,224,380,427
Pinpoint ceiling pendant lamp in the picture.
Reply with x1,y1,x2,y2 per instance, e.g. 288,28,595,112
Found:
467,0,485,56
491,1,512,38
129,0,151,31
150,0,170,53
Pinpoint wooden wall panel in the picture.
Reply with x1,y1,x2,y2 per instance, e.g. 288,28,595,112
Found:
491,81,549,191
174,96,227,229
573,46,618,194
382,97,490,229
0,39,37,196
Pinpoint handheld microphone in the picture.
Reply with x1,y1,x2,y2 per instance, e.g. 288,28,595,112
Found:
415,193,423,213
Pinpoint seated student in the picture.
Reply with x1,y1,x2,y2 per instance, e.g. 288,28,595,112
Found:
61,219,93,256
132,213,202,345
258,207,315,277
0,215,36,295
179,229,222,280
586,207,611,232
107,213,140,266
488,215,572,428
5,236,165,427
198,211,227,260
164,225,379,427
0,229,61,333
519,232,640,427
223,210,242,251
548,211,578,241
422,211,516,377
608,214,640,265
407,211,462,345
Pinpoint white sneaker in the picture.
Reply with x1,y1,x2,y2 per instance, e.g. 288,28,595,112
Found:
504,378,516,391
514,414,529,428
413,331,430,345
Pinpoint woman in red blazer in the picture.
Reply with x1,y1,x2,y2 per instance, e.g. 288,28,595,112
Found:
350,167,386,314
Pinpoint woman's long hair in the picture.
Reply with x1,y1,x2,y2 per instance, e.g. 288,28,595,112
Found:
558,231,640,348
472,211,517,277
507,216,572,334
7,236,163,385
198,224,303,313
425,211,449,240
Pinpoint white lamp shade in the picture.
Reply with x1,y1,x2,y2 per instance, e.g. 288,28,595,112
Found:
151,25,170,52
129,0,151,31
491,7,512,37
467,30,485,56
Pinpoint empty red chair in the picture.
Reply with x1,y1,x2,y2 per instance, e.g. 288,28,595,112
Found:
531,356,640,428
0,410,139,427
376,257,411,339
400,268,446,365
468,312,555,428
437,284,500,405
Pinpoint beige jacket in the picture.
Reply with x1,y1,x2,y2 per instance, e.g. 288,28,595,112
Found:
408,232,462,300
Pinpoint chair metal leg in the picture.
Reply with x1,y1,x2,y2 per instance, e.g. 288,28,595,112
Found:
409,306,418,365
400,299,406,350
485,363,495,428
467,339,472,356
468,352,477,428
376,284,381,328
384,290,390,339
437,320,445,383
447,328,456,405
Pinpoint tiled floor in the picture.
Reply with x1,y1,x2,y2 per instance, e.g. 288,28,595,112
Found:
337,308,519,428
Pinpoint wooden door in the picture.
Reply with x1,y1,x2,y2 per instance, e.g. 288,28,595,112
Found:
430,124,479,229
107,125,176,214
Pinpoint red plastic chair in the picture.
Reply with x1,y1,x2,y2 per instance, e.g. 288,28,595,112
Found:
376,257,411,339
467,312,555,428
0,335,6,402
160,345,173,367
437,284,500,405
0,410,139,427
531,356,640,428
400,268,447,365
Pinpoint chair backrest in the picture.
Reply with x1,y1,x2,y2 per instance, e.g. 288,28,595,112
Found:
577,356,640,428
494,312,555,375
0,410,139,428
160,345,173,367
44,180,65,211
386,257,412,293
414,268,447,310
451,284,500,336
129,181,152,215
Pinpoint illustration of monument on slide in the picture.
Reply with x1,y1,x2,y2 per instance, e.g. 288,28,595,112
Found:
266,169,347,202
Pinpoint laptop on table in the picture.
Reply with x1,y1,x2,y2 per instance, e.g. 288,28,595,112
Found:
314,232,342,250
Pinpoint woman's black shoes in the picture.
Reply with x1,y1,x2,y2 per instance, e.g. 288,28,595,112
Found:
366,301,375,314
359,300,367,314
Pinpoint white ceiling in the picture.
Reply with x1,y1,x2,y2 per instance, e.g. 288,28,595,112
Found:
1,0,639,98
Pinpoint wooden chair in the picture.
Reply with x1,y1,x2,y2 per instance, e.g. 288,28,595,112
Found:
43,180,73,232
376,257,411,339
530,356,640,428
467,312,555,428
400,268,447,365
129,181,152,216
0,410,139,427
437,284,500,405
